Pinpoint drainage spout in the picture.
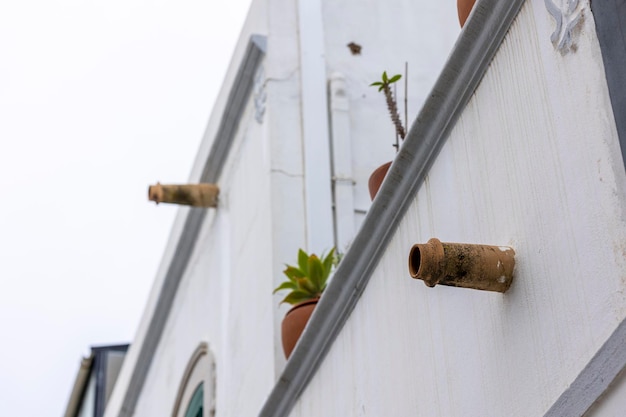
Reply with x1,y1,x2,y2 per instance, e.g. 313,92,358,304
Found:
408,238,515,293
148,183,219,207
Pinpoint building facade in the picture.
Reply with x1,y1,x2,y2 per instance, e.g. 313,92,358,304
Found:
99,0,626,416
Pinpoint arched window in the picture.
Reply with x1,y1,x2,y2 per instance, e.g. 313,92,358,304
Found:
183,383,203,417
172,342,215,417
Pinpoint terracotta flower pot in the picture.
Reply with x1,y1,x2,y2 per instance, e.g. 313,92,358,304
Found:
368,161,392,201
457,0,476,27
281,298,319,358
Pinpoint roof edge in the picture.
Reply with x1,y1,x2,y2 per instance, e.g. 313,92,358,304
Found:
63,355,94,417
258,0,526,415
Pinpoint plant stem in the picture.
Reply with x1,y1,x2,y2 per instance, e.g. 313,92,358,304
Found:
383,84,406,140
404,62,408,138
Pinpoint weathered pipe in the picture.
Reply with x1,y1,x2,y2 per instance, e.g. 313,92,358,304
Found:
148,183,219,207
408,238,515,293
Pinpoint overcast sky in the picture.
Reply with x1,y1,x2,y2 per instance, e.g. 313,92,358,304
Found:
0,1,251,415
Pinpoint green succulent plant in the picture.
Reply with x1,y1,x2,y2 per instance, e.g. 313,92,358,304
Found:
273,248,337,305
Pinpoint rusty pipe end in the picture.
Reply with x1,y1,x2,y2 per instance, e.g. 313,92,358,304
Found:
148,182,163,204
408,238,444,287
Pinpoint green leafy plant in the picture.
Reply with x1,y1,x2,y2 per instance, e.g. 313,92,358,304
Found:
370,71,406,148
273,248,337,305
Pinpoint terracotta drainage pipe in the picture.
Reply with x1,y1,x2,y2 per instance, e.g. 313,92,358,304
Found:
408,238,515,293
148,183,219,207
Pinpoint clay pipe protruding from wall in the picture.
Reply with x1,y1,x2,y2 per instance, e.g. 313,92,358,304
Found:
408,238,515,293
148,183,219,207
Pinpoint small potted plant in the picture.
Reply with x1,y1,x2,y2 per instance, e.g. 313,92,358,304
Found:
274,247,337,358
369,70,407,200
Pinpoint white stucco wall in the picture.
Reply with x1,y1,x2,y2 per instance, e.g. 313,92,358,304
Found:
291,1,626,416
131,91,277,417
264,0,309,374
103,0,498,415
265,0,461,374
103,1,275,415
321,0,459,233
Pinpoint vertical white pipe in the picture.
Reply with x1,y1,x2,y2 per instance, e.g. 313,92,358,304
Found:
329,72,356,251
297,0,334,253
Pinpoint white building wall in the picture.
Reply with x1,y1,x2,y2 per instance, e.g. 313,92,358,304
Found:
264,0,309,373
291,1,626,416
265,0,461,372
321,0,459,235
214,96,276,417
132,95,277,417
107,0,608,417
103,1,272,415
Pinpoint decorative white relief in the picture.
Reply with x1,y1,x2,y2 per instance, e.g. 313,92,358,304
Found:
253,65,266,124
544,0,585,53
